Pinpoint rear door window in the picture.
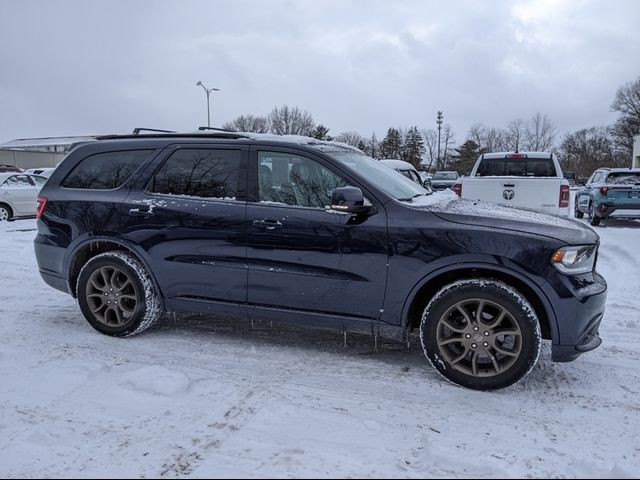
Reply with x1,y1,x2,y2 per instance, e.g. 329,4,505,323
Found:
63,150,153,189
149,149,242,199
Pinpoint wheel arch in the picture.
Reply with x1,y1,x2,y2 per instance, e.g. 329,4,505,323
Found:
402,264,557,342
66,238,165,308
0,201,14,218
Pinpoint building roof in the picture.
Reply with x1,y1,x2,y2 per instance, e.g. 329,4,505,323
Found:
0,136,97,151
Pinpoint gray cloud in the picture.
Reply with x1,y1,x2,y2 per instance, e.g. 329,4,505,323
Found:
1,0,639,143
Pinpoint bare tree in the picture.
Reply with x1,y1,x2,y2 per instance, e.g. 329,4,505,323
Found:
467,123,508,153
505,119,526,152
222,114,270,133
334,131,365,148
523,113,557,151
559,126,628,180
269,105,315,136
421,128,438,171
611,76,640,158
441,125,456,169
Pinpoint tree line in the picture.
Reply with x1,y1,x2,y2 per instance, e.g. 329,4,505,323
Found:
222,76,640,180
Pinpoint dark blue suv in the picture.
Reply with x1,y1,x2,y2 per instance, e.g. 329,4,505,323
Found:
34,132,607,390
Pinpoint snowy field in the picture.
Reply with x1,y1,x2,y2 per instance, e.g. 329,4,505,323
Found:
1,208,639,478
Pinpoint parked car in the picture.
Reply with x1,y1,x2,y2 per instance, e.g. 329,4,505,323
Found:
35,132,606,390
0,173,47,221
456,152,570,216
380,159,431,191
430,171,459,191
0,164,22,173
24,167,56,178
574,168,640,226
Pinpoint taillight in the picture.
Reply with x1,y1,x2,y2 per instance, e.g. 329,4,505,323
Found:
36,197,48,220
506,153,528,159
559,185,569,208
453,182,462,197
599,187,608,196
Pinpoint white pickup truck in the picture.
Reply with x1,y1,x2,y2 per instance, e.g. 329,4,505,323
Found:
455,152,570,216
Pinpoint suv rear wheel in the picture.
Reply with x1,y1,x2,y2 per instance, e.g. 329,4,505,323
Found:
588,202,601,226
420,279,541,390
574,197,584,218
77,251,162,337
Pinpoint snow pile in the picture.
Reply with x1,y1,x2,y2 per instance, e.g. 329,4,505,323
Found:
405,189,459,208
1,209,639,477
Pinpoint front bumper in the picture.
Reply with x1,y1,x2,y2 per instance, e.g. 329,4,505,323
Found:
545,271,607,362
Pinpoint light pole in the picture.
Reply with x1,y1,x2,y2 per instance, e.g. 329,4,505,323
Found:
196,81,220,128
436,111,443,170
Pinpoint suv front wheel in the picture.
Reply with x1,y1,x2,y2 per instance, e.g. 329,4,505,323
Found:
77,251,162,337
420,279,541,390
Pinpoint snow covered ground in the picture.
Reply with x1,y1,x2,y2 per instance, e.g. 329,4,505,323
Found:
1,210,639,478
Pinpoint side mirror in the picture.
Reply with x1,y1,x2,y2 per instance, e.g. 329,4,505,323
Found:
423,179,431,189
330,186,371,215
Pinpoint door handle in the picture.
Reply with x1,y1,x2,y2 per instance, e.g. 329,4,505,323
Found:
253,219,283,230
128,207,154,217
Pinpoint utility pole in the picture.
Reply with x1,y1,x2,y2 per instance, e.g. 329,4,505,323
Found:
196,81,220,128
436,111,443,170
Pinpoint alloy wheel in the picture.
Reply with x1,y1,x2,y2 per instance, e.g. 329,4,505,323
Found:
435,299,522,377
85,266,139,327
0,207,9,221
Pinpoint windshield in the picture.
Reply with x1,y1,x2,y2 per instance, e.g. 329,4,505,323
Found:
607,172,640,185
433,172,457,180
316,148,428,201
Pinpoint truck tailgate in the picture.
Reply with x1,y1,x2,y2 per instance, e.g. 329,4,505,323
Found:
462,177,563,215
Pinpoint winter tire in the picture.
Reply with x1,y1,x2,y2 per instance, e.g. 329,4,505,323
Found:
420,279,541,391
77,251,162,337
588,203,600,226
574,197,584,218
0,204,12,222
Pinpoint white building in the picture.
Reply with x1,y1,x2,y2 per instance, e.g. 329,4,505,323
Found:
0,136,96,170
633,135,640,168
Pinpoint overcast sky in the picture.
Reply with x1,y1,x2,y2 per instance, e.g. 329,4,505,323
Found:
1,0,639,144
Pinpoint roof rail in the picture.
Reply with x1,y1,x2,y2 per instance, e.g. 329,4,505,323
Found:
132,127,176,135
197,126,234,132
95,132,251,141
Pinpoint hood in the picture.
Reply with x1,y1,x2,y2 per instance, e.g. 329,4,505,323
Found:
406,193,598,245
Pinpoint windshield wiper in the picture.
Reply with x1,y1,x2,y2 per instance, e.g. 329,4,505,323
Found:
399,193,424,202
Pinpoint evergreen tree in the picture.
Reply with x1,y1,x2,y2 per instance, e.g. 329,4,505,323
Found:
401,126,426,169
312,124,332,141
452,140,483,175
380,128,403,159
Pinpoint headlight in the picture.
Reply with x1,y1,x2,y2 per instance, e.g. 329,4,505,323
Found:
551,245,597,275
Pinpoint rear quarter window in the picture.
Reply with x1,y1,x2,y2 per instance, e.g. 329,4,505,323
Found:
606,172,640,185
63,150,153,189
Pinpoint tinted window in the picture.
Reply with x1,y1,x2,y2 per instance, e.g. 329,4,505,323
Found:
477,159,556,177
258,151,346,208
606,172,640,185
150,149,241,199
63,150,153,189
